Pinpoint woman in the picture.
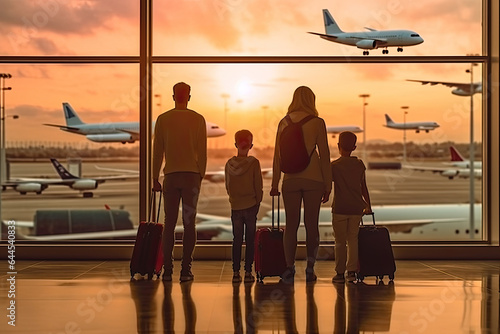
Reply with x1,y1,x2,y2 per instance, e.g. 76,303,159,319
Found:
270,86,332,282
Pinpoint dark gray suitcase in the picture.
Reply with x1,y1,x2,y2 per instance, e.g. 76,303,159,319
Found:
357,213,396,282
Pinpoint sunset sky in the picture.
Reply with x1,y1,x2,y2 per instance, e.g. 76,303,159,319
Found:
0,0,484,147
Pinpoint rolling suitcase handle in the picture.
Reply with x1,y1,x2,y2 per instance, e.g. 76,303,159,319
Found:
271,193,280,230
149,189,162,223
360,212,375,226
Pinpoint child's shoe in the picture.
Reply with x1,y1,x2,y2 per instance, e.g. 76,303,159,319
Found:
232,272,241,283
244,272,255,283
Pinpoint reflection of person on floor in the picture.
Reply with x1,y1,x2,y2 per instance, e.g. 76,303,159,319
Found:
162,282,175,333
130,280,160,333
225,129,263,283
332,282,359,333
233,282,257,334
306,283,319,334
153,82,207,282
232,282,243,333
181,281,197,333
244,282,256,334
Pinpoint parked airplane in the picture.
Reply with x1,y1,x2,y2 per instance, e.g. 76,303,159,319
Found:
308,9,424,55
404,146,482,180
449,146,482,169
1,158,138,197
44,103,226,144
384,114,439,133
12,203,482,241
406,80,483,96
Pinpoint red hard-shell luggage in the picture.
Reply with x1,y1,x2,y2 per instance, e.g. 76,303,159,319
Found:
357,213,396,282
130,191,164,280
255,195,287,283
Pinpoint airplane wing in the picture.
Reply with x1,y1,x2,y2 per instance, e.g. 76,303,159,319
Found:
406,80,473,90
307,31,338,39
43,123,80,131
402,164,450,173
373,218,463,233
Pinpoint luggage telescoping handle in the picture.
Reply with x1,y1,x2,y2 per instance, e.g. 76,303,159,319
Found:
360,212,375,226
271,193,280,229
149,189,162,223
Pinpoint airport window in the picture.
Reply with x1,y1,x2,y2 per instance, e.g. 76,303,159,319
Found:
0,0,498,256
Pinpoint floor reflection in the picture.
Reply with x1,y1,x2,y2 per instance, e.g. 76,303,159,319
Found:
130,280,161,334
9,260,496,333
253,281,298,333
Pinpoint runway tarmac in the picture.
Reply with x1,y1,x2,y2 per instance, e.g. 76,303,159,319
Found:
1,159,482,233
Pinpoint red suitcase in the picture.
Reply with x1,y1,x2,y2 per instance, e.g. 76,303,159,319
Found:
130,191,164,280
357,213,396,282
255,195,287,283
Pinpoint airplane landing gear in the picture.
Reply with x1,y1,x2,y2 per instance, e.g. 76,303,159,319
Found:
363,51,369,55
83,192,94,198
382,49,389,54
397,47,403,52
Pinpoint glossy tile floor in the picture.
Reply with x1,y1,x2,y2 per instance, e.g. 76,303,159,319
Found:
1,260,499,333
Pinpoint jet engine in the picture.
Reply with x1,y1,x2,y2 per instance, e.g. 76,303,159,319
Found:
356,40,378,50
71,180,98,190
15,183,45,194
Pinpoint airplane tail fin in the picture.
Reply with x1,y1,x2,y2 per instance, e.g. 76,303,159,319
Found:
449,146,465,162
50,158,79,180
62,103,84,126
385,114,395,125
322,9,343,34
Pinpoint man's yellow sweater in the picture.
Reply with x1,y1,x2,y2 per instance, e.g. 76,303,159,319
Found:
152,108,207,179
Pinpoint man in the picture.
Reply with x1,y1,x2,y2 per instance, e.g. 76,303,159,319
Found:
153,82,207,282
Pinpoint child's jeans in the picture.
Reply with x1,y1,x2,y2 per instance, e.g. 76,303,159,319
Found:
231,204,259,272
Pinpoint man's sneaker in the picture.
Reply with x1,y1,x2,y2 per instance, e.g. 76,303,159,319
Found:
244,272,255,283
232,272,242,283
347,271,357,282
180,270,194,282
332,273,345,284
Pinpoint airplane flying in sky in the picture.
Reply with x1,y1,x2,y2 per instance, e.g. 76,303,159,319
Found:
308,9,424,55
44,103,226,144
384,114,439,133
1,158,138,197
12,203,482,241
406,80,483,96
404,146,482,180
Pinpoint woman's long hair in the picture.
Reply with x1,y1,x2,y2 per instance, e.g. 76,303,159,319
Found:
287,86,318,116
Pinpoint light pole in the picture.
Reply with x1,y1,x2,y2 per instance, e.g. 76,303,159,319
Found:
401,106,409,163
221,93,230,147
1,73,12,226
359,94,370,162
466,62,478,237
